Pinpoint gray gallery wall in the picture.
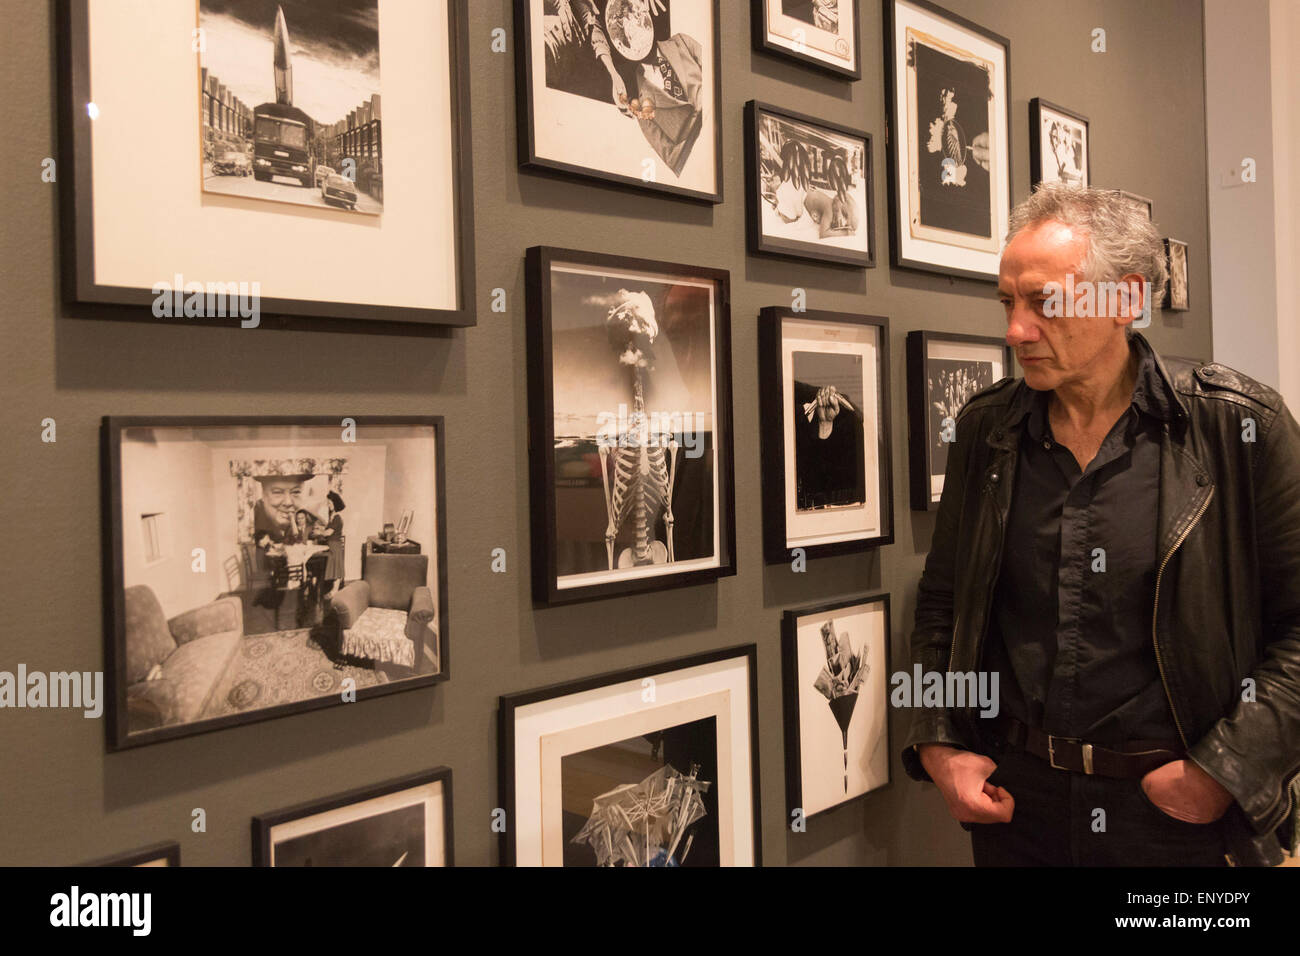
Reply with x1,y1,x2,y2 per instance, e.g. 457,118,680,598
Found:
0,0,1211,866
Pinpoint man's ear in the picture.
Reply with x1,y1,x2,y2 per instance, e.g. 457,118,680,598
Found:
1118,271,1146,322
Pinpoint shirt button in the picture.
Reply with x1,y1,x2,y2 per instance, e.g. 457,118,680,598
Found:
1196,474,1209,486
1043,439,1051,449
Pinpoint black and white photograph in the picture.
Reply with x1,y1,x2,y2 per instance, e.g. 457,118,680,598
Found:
1165,237,1189,311
253,768,452,866
782,595,890,819
526,247,736,605
1118,189,1154,221
745,101,874,267
1029,97,1089,188
884,0,1011,280
102,417,448,750
199,1,384,215
500,646,760,866
906,331,1013,510
753,0,860,79
759,309,893,564
515,0,722,202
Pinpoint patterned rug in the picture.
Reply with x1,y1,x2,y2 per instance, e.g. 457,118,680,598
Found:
203,628,387,719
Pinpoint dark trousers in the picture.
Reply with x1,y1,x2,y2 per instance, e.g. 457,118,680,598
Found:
969,749,1230,866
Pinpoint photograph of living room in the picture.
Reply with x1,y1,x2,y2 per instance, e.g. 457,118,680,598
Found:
111,421,442,743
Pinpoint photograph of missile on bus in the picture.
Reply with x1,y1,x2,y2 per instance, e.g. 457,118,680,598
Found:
198,0,384,215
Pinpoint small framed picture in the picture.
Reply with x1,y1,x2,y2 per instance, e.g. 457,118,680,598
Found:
1029,98,1089,188
514,0,723,203
744,101,875,268
758,308,894,563
883,0,1012,281
1117,190,1154,222
907,331,1014,510
752,0,861,80
782,593,891,819
525,246,737,606
102,416,448,750
1164,238,1189,311
499,645,760,866
83,841,180,867
252,768,453,866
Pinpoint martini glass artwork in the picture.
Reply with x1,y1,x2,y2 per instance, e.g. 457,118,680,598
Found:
812,619,869,792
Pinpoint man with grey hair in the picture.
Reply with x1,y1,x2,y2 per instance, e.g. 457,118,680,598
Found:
902,183,1300,866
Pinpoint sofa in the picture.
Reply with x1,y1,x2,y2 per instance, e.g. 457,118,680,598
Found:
329,553,437,679
124,585,244,732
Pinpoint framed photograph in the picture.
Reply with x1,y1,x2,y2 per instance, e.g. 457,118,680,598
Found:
752,0,861,80
907,331,1013,510
1117,189,1154,222
525,246,736,606
782,594,890,819
514,0,723,203
1164,238,1189,311
57,0,476,332
252,767,452,866
499,645,760,866
883,0,1012,281
83,841,180,867
102,416,448,751
1029,97,1089,188
758,308,894,564
744,101,875,268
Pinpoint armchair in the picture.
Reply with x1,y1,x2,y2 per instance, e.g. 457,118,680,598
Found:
329,553,437,678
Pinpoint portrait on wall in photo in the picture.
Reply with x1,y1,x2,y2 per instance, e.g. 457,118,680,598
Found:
514,0,722,202
499,645,760,866
883,0,1011,280
102,417,448,750
1117,189,1154,222
525,247,736,606
782,594,890,819
744,101,874,267
906,331,1013,510
1029,97,1089,188
752,0,860,79
57,0,475,329
83,841,180,867
759,308,893,563
198,0,384,215
1164,238,1189,311
253,768,452,866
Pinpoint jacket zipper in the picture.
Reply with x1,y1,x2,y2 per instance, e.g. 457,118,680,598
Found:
951,472,1007,679
1151,488,1213,751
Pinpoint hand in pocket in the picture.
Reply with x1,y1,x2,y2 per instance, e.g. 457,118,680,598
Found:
1139,759,1233,824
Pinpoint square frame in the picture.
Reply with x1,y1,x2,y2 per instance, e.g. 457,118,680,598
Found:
751,0,863,80
1028,97,1090,188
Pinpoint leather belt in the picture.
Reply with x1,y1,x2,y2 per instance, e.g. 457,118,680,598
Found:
992,715,1183,779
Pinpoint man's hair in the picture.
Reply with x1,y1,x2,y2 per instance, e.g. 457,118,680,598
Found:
1007,183,1168,337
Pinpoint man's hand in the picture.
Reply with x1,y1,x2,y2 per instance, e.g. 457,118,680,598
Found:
918,744,1015,824
1140,759,1234,823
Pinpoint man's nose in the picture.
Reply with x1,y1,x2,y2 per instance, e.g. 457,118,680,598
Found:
1005,305,1040,347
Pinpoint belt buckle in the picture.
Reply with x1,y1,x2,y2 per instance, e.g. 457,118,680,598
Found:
1046,734,1094,773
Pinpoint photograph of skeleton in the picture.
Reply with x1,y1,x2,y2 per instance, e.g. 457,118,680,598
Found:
198,0,384,214
792,351,867,512
754,0,860,78
783,595,890,819
1030,98,1089,188
518,0,721,200
1164,238,1189,311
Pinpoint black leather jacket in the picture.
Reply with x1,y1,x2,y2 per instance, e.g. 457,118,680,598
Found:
902,333,1300,866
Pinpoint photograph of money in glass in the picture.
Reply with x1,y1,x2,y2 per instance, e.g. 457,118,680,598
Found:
745,101,874,267
499,645,760,866
102,417,448,750
883,0,1011,280
782,594,891,819
752,0,860,79
905,331,1013,510
758,308,893,563
526,247,736,605
515,0,722,201
1029,97,1089,188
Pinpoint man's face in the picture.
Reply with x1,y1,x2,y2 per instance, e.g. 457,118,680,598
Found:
998,220,1136,392
260,479,303,526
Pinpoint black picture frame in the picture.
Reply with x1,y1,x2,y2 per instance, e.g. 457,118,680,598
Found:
906,330,1014,511
744,101,876,268
782,592,892,821
758,307,894,564
56,0,477,334
514,0,724,204
101,416,450,751
82,841,181,867
1028,97,1090,188
751,0,863,80
882,0,1013,282
525,246,737,606
1163,237,1189,311
252,767,454,866
498,644,762,867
